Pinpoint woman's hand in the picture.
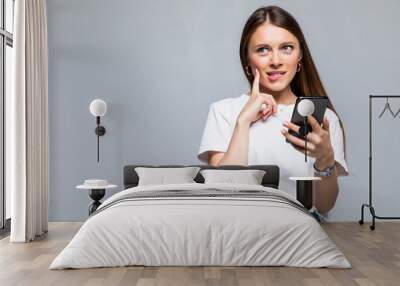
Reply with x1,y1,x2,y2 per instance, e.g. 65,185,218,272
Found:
281,115,335,170
237,68,277,125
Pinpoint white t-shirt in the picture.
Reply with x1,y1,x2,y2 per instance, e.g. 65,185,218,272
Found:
197,93,349,197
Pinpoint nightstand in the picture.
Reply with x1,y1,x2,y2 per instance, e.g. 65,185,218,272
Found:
77,180,117,215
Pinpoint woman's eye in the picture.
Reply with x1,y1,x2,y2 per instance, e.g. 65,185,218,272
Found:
257,47,269,54
282,45,294,53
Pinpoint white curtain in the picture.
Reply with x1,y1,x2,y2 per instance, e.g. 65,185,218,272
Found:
8,0,49,242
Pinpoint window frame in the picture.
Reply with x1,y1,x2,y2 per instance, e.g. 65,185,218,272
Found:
0,0,14,232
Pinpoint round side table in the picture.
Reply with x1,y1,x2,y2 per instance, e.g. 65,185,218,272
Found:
77,183,117,215
289,176,321,210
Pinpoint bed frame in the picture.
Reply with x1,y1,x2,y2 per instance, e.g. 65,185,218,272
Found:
123,165,280,189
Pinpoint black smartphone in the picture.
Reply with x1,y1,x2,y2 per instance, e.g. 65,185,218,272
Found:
286,96,329,142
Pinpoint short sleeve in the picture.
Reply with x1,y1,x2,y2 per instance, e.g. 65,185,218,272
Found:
328,116,350,177
197,103,234,164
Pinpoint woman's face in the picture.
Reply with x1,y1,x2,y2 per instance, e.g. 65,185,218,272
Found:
247,22,302,93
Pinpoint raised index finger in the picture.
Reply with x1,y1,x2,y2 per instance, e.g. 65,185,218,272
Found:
251,68,260,97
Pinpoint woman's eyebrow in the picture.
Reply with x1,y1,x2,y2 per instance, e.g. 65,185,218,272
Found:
253,41,296,48
254,43,271,48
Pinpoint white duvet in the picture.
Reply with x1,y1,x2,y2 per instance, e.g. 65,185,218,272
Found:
50,183,351,269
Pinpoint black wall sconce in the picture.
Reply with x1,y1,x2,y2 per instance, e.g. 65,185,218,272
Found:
89,99,107,162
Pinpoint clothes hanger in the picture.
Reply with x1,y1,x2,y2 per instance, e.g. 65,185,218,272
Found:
394,105,400,118
378,98,395,118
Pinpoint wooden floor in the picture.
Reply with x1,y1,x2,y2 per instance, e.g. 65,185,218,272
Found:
0,222,399,286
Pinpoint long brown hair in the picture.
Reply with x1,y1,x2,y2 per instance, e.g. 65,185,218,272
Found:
239,6,347,158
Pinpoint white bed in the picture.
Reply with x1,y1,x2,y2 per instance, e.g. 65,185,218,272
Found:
50,182,351,269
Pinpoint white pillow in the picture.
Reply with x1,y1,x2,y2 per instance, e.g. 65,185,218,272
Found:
200,169,266,185
135,167,201,186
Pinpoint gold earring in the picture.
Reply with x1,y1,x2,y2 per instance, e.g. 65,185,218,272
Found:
246,65,252,76
297,62,302,72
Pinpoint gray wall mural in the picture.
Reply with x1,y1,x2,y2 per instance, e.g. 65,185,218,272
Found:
47,0,400,221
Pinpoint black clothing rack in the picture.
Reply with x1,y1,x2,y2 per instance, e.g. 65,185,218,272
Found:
359,95,400,230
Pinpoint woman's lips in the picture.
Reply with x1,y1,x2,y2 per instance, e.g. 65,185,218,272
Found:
266,71,286,81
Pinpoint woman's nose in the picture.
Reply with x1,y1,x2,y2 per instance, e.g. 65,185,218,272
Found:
270,52,282,67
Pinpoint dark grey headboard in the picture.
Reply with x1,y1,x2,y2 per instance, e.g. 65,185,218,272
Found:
123,165,280,189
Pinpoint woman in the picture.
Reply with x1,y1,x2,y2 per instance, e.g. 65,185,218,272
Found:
197,6,349,214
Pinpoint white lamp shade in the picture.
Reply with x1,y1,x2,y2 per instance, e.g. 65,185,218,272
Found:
297,99,315,117
90,99,107,117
